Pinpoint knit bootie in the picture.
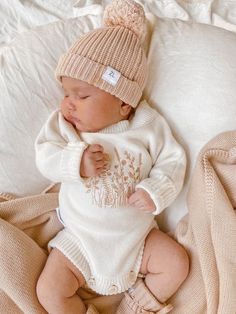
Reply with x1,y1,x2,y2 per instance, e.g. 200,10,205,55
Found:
116,279,173,314
86,304,100,314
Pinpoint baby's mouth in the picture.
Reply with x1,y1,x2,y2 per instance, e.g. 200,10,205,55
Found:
67,115,80,125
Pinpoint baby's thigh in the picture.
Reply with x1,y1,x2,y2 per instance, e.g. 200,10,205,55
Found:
37,248,85,297
140,228,188,275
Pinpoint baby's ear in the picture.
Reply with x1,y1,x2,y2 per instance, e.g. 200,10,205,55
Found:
120,102,132,117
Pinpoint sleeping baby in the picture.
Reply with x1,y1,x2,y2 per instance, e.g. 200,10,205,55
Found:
35,0,189,313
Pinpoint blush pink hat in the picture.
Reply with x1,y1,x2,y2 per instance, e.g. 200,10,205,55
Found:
55,0,148,108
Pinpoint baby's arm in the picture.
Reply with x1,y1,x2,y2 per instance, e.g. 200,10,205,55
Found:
129,113,186,215
35,110,88,183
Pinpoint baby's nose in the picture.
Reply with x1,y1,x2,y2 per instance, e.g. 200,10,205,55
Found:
64,98,76,111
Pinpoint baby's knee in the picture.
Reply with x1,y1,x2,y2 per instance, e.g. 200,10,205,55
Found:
36,272,54,308
36,267,63,310
171,244,189,284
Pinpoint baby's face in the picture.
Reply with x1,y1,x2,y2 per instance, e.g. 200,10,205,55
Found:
61,77,130,132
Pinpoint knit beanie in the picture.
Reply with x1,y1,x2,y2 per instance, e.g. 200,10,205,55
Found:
55,0,148,108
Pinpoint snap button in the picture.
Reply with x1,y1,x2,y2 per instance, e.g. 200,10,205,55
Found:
129,270,136,282
108,284,118,294
88,277,96,286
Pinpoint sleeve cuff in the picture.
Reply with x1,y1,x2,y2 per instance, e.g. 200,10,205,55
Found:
60,142,88,181
136,175,177,215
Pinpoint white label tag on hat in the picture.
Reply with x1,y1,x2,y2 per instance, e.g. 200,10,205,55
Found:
102,66,121,86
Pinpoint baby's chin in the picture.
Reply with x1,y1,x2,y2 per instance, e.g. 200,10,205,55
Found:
74,122,100,133
64,115,92,132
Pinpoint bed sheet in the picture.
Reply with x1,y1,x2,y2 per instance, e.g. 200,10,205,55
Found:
1,0,236,51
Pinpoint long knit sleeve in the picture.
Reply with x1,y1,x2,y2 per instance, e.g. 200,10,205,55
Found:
35,110,87,183
136,113,186,215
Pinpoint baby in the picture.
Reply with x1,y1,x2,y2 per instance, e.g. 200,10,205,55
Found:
35,0,189,313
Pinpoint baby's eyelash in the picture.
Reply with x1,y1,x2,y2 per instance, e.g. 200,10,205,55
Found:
80,96,89,99
63,94,89,99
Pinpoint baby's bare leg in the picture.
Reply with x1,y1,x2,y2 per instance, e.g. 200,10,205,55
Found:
140,228,189,303
36,248,86,314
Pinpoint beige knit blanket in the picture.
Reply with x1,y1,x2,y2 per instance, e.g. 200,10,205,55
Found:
0,131,236,314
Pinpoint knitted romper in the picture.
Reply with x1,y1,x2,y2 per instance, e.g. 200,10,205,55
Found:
35,100,186,295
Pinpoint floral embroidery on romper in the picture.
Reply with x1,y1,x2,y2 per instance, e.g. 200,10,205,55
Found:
84,149,142,207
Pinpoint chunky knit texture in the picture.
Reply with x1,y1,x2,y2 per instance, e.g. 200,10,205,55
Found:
55,0,147,107
103,0,146,42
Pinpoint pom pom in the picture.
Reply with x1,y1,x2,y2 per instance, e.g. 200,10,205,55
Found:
103,0,146,42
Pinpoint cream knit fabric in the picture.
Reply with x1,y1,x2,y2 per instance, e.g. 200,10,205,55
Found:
35,100,186,295
55,0,147,108
116,278,173,313
0,189,61,314
0,131,236,313
169,131,236,314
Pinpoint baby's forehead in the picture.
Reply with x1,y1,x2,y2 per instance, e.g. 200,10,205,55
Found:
62,77,95,92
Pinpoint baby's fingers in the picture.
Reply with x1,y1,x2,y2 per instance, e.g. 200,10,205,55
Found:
95,160,105,169
128,191,141,206
88,144,104,153
92,152,104,161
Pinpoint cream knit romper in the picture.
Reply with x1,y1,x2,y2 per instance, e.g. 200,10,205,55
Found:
35,100,186,295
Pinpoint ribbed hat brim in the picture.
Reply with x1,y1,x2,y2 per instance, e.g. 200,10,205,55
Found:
55,53,143,108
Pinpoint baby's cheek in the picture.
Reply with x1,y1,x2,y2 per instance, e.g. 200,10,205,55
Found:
60,101,68,117
60,99,66,109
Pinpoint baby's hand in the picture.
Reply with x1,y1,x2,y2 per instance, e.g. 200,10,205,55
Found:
128,188,156,213
80,144,108,178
